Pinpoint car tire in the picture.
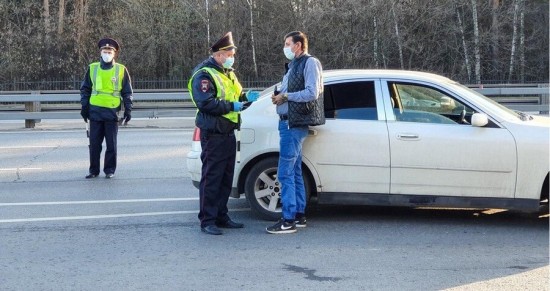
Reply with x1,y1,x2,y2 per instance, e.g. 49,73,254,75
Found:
245,157,311,221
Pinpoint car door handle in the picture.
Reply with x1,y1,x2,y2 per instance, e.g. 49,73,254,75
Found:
397,133,419,140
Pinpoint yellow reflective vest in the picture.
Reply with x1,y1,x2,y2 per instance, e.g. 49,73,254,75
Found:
188,66,242,124
89,62,125,109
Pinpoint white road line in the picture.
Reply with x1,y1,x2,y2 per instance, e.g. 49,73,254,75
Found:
0,146,57,149
0,168,42,171
0,197,200,206
0,208,251,223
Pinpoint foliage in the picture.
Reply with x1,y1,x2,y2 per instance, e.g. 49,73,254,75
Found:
0,0,547,89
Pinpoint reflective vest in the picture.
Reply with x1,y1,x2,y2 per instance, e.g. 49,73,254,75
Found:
188,67,242,124
89,62,125,109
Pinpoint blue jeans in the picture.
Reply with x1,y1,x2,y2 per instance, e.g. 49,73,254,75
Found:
278,120,309,220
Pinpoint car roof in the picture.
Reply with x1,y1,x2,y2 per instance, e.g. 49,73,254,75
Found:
323,69,455,84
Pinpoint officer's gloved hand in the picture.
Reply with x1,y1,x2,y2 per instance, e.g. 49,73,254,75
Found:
80,106,89,123
242,101,252,110
123,110,131,124
246,90,260,102
233,102,243,112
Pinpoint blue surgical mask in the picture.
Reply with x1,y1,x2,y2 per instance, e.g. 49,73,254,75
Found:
283,46,295,60
223,57,234,68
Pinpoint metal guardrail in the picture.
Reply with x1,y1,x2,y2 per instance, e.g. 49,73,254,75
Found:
0,86,548,128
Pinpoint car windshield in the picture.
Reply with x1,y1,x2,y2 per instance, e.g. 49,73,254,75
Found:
448,82,522,120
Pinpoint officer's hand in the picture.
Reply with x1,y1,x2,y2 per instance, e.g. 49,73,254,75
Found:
246,90,260,102
123,110,131,124
233,102,243,112
80,106,89,123
242,101,252,111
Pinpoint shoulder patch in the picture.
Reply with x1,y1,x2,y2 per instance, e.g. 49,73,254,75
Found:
200,79,210,93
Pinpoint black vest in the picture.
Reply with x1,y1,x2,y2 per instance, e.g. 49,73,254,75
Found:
286,55,325,128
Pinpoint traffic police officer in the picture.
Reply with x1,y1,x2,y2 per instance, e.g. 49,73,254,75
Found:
80,38,133,179
188,32,250,235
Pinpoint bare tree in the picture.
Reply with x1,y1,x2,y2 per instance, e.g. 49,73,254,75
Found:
471,0,482,84
58,0,66,35
391,1,404,69
245,0,258,78
508,0,521,82
456,6,472,82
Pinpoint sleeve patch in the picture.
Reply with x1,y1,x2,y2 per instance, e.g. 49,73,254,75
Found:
200,80,210,93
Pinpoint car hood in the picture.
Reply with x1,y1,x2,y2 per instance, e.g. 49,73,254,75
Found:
525,115,550,127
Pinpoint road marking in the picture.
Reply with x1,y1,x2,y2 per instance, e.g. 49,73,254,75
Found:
0,208,251,223
0,197,200,206
0,168,42,171
0,146,57,149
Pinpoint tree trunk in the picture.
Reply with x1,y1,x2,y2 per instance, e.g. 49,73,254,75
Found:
373,16,379,69
205,0,210,47
519,0,525,83
58,0,66,35
471,0,481,84
43,0,50,38
246,0,258,78
490,0,500,74
508,0,520,82
456,7,472,83
391,2,404,69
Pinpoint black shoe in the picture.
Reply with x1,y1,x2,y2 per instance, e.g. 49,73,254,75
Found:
106,173,114,179
217,220,244,229
85,173,98,179
201,225,223,235
295,216,307,228
266,218,297,234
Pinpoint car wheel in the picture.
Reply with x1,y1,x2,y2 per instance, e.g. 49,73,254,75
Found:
244,157,312,221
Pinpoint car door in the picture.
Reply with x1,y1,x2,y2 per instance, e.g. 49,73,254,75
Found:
382,80,517,198
303,79,390,194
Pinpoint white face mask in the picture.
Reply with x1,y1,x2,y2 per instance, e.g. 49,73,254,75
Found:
101,52,114,63
283,45,295,60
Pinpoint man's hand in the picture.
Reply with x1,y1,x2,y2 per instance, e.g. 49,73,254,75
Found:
80,106,89,123
123,110,131,124
271,93,287,105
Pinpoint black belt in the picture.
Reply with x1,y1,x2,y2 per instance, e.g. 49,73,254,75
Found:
205,131,234,137
279,115,288,121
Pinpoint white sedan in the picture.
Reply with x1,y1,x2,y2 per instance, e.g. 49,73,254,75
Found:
186,70,550,220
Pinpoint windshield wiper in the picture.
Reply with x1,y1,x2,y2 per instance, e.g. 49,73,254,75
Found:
515,110,534,121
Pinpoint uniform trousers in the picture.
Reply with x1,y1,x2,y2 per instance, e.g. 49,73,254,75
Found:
198,130,236,227
89,120,118,175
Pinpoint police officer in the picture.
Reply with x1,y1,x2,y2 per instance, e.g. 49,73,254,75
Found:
188,32,250,235
80,38,133,179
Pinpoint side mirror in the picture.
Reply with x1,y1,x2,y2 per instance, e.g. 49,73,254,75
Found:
471,113,488,127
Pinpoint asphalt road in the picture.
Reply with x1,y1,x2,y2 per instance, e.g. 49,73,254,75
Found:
0,119,548,290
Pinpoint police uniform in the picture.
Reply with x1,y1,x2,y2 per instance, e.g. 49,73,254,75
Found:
188,32,246,234
80,38,133,179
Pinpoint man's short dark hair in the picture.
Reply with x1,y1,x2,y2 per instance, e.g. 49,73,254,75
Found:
284,31,308,52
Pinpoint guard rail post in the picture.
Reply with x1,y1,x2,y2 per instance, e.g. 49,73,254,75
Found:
539,84,549,115
24,91,41,128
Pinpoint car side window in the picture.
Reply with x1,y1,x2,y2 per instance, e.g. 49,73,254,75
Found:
324,81,377,120
388,82,475,125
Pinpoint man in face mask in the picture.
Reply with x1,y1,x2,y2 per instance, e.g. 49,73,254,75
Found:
187,31,250,235
267,31,324,234
80,37,133,179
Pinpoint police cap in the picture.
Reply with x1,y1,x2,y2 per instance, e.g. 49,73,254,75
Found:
98,38,120,51
210,32,237,52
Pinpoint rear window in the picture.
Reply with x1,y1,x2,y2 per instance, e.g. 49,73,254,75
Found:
323,81,377,120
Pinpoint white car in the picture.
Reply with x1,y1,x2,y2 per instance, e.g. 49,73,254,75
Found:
186,70,550,220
